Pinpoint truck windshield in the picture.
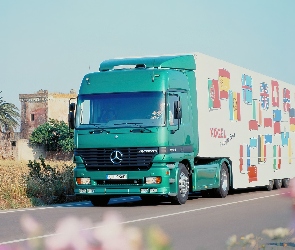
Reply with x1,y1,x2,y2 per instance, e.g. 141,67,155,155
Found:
76,92,165,128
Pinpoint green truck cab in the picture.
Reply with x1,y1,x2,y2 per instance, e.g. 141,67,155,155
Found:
69,55,230,206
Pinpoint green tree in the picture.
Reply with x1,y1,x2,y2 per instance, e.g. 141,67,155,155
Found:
29,119,74,152
0,93,20,132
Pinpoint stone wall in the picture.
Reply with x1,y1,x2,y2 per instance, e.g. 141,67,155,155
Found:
7,139,72,162
0,132,16,160
45,151,73,161
16,139,46,161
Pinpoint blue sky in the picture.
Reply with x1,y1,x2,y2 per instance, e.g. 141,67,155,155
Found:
0,0,294,109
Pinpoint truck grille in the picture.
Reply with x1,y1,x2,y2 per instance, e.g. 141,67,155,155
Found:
74,147,158,170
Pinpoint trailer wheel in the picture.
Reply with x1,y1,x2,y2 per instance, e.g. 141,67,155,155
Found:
273,179,282,189
213,163,229,198
282,178,290,188
90,196,110,206
265,180,274,191
171,163,189,205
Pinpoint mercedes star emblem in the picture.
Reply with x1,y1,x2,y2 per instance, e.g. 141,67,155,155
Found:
110,150,123,164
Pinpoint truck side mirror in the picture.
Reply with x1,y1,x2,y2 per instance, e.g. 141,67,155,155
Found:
69,103,75,112
68,103,75,130
174,101,182,119
68,112,75,129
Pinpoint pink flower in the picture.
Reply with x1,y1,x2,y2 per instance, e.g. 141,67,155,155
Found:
20,215,41,236
94,211,139,250
45,216,96,250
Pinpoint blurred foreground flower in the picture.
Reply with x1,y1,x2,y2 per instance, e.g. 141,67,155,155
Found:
226,234,237,249
45,216,95,250
93,211,143,250
240,233,257,248
262,227,293,240
146,225,171,250
226,233,261,249
7,211,172,250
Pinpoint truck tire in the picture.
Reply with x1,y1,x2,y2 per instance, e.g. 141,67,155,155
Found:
213,163,229,198
265,180,274,191
171,163,189,205
90,196,110,206
282,178,290,188
273,179,282,189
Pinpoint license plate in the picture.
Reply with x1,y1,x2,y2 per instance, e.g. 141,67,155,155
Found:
106,174,127,180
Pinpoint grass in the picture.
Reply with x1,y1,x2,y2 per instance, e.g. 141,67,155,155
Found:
0,159,74,210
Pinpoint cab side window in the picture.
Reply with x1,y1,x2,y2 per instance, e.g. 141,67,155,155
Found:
180,93,190,124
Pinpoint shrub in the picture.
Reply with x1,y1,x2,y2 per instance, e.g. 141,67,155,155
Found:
26,157,74,205
29,119,74,152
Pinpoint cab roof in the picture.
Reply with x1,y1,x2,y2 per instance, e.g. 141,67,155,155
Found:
99,55,196,71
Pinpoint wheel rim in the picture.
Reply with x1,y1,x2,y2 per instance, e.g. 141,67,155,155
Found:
221,169,228,192
179,172,189,197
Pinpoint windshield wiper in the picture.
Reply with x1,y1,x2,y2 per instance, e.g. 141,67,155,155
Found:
114,122,143,126
130,127,152,133
130,124,152,133
113,122,152,133
89,125,110,134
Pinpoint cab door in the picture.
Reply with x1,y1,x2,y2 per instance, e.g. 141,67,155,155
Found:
167,92,193,147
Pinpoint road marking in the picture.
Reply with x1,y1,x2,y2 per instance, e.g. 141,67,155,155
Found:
121,193,286,224
0,192,286,245
0,202,92,214
0,233,62,245
0,206,55,214
0,197,141,214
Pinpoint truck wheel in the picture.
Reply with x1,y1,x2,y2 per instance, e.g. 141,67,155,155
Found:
90,196,110,206
213,163,229,198
282,178,290,188
265,180,274,191
171,163,189,205
273,179,282,189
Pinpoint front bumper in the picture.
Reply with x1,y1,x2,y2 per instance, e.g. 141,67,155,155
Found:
74,165,177,196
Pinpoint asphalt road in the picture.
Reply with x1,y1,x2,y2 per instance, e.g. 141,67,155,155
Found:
0,188,293,250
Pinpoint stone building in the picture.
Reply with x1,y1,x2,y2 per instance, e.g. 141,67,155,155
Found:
5,89,77,161
0,89,76,160
19,89,77,139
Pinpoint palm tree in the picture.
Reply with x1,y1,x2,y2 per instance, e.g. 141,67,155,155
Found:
0,93,20,133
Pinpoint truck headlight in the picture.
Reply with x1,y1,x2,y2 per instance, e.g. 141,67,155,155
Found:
76,177,91,185
145,177,162,184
